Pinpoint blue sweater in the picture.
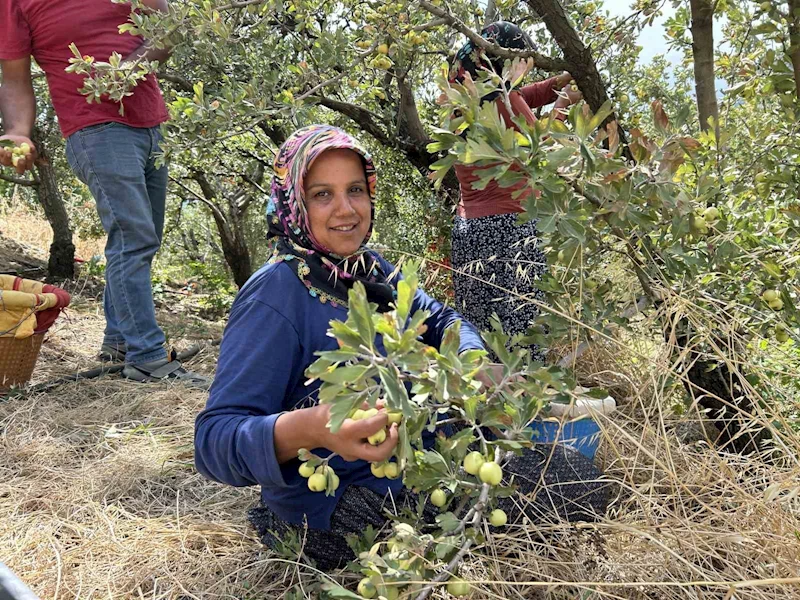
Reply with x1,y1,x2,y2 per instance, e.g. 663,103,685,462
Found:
194,253,484,530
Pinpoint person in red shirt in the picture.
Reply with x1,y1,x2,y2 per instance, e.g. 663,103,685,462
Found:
447,21,581,361
0,0,207,386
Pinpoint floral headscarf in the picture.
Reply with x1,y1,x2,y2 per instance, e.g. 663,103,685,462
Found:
448,21,535,103
266,125,396,312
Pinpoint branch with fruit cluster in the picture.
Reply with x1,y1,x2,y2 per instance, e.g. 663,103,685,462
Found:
299,262,581,600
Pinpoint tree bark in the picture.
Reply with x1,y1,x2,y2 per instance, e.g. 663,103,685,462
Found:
689,0,719,134
677,334,772,457
191,172,253,288
484,0,498,27
788,0,800,98
32,133,75,280
522,0,631,157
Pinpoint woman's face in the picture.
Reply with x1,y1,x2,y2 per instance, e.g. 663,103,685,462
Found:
304,148,372,257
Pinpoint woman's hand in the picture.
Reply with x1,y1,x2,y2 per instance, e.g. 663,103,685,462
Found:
274,403,399,464
555,71,573,89
317,404,399,462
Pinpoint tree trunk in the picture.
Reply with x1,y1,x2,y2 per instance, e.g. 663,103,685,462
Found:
689,0,719,134
679,338,772,456
32,133,75,280
523,0,631,157
788,0,800,98
191,173,253,288
484,0,498,27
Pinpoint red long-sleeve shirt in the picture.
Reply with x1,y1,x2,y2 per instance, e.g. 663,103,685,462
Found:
454,77,561,219
0,0,169,138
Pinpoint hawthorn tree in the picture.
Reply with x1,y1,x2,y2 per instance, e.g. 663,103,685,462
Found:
41,0,800,595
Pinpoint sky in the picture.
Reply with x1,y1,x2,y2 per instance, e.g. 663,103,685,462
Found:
602,0,681,65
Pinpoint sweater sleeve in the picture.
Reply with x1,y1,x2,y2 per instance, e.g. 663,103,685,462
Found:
520,77,561,108
413,287,484,353
194,298,305,490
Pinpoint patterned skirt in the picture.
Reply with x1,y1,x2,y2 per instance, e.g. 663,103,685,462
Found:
248,444,607,571
451,213,547,361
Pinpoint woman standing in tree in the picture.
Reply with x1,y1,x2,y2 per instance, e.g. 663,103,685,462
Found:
449,21,582,360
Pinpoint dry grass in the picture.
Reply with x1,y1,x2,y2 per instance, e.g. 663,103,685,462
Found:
1,244,799,599
0,205,105,264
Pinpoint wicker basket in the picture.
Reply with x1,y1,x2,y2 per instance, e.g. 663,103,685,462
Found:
0,333,45,392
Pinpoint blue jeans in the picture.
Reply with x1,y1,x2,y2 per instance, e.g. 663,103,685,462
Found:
65,122,167,365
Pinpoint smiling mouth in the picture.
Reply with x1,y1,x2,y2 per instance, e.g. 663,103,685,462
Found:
330,223,359,232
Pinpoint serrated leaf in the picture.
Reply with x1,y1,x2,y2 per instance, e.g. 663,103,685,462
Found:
435,512,461,533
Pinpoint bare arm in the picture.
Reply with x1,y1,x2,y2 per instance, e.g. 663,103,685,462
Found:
123,0,172,64
0,57,37,174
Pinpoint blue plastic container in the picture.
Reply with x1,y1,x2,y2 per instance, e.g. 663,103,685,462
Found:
530,417,602,461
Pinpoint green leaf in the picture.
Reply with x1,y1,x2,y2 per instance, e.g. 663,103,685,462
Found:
320,583,363,599
318,364,372,385
587,100,614,132
557,218,587,243
347,282,376,349
463,138,503,164
435,512,461,533
328,320,364,349
380,365,413,415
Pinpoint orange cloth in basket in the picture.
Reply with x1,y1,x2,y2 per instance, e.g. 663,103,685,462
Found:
0,275,70,339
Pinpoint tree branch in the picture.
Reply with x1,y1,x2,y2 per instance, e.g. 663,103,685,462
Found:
0,172,39,187
417,0,570,72
157,70,194,92
522,0,632,158
314,96,393,146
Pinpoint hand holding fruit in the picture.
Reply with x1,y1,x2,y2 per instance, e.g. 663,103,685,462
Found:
316,403,398,462
0,136,37,175
554,74,582,108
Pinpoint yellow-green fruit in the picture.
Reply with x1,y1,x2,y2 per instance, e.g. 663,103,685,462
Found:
762,289,779,302
368,428,387,446
479,461,503,486
384,462,400,479
430,489,447,507
446,578,471,597
19,143,30,154
363,408,379,419
377,43,389,54
11,155,20,167
463,451,485,475
307,473,327,492
760,1,772,10
351,409,367,421
769,298,784,310
329,472,340,491
387,411,403,425
357,578,377,599
298,462,315,478
370,462,386,478
489,508,508,527
702,206,720,222
776,327,790,343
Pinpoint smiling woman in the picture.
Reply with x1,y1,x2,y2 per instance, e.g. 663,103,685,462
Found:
304,148,372,257
194,125,607,571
